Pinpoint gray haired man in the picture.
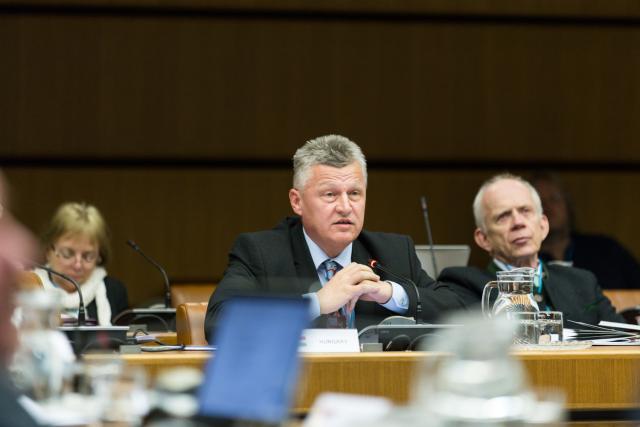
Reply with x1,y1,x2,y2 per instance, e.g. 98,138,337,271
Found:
439,173,624,326
205,135,462,340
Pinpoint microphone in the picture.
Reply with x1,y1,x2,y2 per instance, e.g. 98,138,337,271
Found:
368,259,422,323
36,264,86,326
126,240,171,308
420,196,438,277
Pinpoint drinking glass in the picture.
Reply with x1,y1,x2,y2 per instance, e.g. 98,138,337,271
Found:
537,311,563,344
507,312,540,345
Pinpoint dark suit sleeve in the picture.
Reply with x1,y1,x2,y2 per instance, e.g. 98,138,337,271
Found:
104,276,129,321
437,266,491,310
204,234,265,342
587,272,627,324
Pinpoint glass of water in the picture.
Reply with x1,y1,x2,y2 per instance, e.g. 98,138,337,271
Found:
537,311,563,344
507,312,540,345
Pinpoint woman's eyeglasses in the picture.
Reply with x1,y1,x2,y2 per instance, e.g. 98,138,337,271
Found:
54,247,100,264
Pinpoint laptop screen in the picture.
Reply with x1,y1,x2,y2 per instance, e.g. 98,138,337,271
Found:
414,244,471,278
197,296,309,424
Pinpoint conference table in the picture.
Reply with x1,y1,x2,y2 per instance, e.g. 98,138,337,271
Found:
85,346,640,414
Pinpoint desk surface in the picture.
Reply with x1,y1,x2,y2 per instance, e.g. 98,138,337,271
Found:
85,347,640,412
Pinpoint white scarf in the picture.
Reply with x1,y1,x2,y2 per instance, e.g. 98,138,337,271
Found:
34,266,112,326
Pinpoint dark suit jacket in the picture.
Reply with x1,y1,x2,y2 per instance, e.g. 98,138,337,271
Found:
438,263,625,326
541,233,640,290
205,217,464,341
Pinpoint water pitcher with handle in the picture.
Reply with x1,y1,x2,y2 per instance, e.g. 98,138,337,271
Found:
481,267,539,317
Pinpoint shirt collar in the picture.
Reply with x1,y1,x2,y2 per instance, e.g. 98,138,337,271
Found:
303,228,352,270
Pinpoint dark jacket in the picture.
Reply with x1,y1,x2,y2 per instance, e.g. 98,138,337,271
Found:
540,233,640,290
205,217,464,341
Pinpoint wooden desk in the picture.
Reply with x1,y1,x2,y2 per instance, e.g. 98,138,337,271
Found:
85,347,640,412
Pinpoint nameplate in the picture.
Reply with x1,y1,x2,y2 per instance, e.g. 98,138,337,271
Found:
300,329,360,353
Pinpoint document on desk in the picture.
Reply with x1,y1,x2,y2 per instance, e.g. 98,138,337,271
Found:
565,321,640,346
592,321,640,345
140,345,216,352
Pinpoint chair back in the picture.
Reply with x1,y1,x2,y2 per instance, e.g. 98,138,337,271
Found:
176,302,208,345
170,283,216,308
602,289,640,312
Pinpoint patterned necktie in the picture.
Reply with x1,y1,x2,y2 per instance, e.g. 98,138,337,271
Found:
322,259,353,328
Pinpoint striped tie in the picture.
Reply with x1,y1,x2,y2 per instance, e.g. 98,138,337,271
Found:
322,259,353,328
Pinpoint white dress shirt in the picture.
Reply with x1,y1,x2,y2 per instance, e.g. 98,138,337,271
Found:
302,228,409,321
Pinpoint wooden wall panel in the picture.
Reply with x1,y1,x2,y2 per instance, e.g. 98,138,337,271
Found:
4,168,640,305
1,1,640,304
1,9,640,162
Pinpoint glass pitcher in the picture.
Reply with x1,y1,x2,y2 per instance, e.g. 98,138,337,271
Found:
11,289,75,401
481,267,539,317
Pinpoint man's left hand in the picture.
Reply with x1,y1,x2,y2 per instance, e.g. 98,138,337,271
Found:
355,280,393,306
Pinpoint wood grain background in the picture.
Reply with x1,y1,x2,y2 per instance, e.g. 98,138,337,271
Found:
2,0,639,305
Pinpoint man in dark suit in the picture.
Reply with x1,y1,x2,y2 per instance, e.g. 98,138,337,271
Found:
205,135,463,340
439,173,624,326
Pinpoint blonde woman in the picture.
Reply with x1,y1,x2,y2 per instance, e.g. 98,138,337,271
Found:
34,202,128,325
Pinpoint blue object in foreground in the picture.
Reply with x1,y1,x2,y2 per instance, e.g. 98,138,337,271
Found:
198,296,308,424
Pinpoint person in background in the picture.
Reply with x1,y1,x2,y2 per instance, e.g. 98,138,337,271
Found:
0,172,42,427
205,135,463,341
34,202,128,325
531,173,640,290
439,173,624,325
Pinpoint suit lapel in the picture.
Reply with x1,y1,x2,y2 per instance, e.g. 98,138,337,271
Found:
289,219,322,293
351,239,372,266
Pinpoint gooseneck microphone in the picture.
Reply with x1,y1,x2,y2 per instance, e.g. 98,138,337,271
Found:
37,264,86,326
420,196,438,277
126,240,171,308
368,259,422,323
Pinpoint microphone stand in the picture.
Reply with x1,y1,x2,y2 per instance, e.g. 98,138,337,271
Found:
37,264,85,326
369,259,422,323
126,240,171,308
118,240,176,331
420,196,439,277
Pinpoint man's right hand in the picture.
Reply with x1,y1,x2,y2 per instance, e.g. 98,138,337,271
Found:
316,262,380,314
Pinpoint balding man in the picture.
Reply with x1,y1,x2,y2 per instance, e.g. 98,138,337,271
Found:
439,173,624,326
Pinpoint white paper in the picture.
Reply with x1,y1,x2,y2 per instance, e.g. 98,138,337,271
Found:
304,393,392,427
598,320,640,331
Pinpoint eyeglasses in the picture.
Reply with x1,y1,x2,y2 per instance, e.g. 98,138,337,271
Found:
54,246,100,264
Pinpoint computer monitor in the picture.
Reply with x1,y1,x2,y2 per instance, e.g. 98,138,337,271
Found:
197,296,308,426
415,244,471,278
